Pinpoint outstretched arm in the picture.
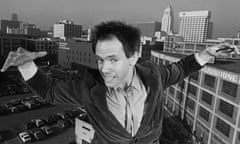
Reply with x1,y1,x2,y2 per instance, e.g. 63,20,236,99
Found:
160,43,240,89
1,47,47,80
1,47,86,105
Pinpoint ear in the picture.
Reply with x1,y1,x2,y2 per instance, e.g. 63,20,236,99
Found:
129,52,139,66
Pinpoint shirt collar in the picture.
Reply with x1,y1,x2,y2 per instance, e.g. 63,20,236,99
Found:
107,67,142,97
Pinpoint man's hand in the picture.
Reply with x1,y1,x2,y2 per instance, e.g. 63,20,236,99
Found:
204,43,240,57
0,47,47,72
197,43,240,64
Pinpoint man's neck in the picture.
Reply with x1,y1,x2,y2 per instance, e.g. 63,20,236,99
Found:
115,67,135,90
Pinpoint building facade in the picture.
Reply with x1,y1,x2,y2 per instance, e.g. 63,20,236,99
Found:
179,10,211,43
58,39,97,69
53,20,82,38
0,20,21,34
151,50,240,144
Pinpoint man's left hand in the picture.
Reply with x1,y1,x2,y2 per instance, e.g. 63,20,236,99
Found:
204,43,240,57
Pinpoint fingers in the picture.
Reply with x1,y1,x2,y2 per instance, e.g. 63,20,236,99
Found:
16,47,28,53
1,51,17,72
215,43,240,55
0,48,47,72
34,51,47,59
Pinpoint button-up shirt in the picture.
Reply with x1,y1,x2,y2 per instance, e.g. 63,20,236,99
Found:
106,69,147,136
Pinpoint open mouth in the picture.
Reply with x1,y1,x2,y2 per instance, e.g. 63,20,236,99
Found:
103,76,116,83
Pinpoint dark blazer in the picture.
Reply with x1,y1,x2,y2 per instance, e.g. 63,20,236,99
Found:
26,54,202,144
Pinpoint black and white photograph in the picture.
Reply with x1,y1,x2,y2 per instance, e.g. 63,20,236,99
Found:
0,0,240,144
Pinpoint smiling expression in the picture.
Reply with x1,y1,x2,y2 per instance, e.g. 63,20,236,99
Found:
95,36,138,88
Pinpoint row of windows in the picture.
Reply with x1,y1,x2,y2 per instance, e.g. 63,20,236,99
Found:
171,82,235,120
69,51,92,57
188,72,238,98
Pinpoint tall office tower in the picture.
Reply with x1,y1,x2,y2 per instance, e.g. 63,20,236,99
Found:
53,20,82,38
11,13,18,21
179,10,211,43
161,5,174,34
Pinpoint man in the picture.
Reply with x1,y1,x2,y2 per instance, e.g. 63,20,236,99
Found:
1,21,239,144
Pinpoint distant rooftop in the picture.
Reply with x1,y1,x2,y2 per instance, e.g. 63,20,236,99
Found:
160,52,240,74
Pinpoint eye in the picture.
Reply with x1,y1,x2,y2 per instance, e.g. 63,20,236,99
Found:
110,58,118,63
97,58,104,64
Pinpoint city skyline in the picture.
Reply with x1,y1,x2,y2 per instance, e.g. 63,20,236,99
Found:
0,0,240,38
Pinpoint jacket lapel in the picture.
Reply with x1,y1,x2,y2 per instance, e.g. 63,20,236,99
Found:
135,63,161,135
88,62,161,137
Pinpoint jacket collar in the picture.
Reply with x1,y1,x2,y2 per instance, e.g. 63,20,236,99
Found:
89,61,159,115
88,61,161,137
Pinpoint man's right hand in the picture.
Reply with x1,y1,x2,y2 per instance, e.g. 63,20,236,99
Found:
0,47,47,72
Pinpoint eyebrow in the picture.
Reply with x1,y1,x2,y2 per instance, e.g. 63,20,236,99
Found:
95,55,118,60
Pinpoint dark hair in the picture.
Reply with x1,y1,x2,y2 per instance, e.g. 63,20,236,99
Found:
92,21,141,58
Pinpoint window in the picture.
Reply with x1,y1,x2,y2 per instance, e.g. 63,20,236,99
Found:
203,74,216,88
189,71,199,81
187,84,197,96
201,91,213,105
215,118,231,137
221,80,238,98
199,106,210,122
186,98,195,110
176,91,183,103
219,100,234,118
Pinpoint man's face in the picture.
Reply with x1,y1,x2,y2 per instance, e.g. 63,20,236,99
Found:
95,37,136,88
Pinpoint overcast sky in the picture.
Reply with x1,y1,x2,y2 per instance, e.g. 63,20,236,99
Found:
0,0,240,38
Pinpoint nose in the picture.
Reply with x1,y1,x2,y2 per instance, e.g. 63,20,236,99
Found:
100,61,111,74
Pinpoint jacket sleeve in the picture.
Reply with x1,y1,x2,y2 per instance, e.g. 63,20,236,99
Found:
158,54,203,90
26,68,89,106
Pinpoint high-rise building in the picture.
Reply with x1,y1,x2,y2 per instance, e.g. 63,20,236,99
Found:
53,20,82,38
179,10,211,43
161,5,174,34
11,13,18,21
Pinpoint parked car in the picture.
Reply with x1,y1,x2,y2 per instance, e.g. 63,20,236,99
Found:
21,121,36,130
49,114,62,122
8,106,19,113
32,119,45,127
19,131,31,143
23,100,38,109
16,104,28,111
42,116,55,125
28,128,45,141
57,119,70,128
40,126,53,135
57,112,69,119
